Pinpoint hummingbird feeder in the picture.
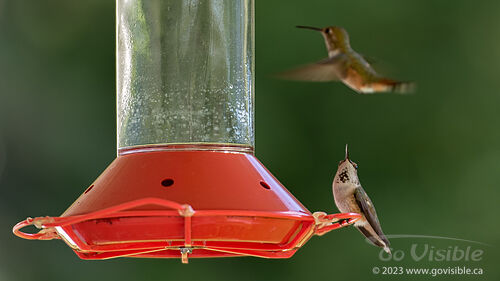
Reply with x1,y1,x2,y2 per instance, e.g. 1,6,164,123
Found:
13,0,360,263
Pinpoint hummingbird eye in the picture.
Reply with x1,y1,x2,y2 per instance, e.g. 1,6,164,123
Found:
324,28,331,34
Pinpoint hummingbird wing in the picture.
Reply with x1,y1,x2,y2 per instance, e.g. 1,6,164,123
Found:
354,186,390,247
276,54,348,82
360,54,377,65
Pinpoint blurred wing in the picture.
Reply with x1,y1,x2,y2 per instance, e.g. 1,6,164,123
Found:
359,54,377,65
354,186,389,246
276,54,348,82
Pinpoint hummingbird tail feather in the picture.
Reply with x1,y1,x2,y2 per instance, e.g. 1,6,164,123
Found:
380,79,415,94
392,81,415,94
387,80,415,94
384,246,391,254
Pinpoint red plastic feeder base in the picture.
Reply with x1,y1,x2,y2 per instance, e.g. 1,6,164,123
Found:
13,145,360,263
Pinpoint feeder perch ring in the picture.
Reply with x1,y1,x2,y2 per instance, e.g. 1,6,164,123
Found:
13,196,360,263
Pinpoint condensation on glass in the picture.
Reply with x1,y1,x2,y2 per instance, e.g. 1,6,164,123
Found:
116,0,254,152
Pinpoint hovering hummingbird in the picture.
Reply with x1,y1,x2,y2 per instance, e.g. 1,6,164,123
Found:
332,145,391,253
279,25,414,94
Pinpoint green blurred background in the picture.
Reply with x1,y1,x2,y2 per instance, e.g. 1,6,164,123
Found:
1,0,499,280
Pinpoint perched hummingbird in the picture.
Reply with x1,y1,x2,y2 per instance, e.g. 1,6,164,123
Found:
279,25,414,94
332,145,391,253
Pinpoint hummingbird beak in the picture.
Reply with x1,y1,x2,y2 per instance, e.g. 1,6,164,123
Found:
345,144,350,160
296,25,322,32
